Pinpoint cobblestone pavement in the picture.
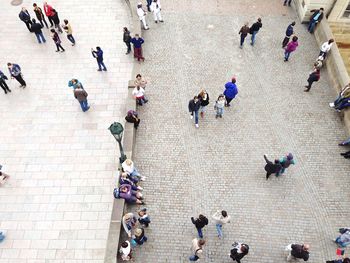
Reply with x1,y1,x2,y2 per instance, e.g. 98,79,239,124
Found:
128,0,350,262
0,0,133,261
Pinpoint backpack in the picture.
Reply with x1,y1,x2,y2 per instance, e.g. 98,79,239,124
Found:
113,188,120,199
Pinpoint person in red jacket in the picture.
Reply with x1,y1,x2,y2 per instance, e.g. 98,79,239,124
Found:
43,1,54,27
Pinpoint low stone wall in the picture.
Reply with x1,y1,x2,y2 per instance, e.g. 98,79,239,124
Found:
314,19,350,132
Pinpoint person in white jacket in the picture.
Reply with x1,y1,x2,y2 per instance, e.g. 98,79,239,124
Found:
122,159,146,181
136,2,149,30
212,210,231,239
150,0,163,23
319,38,334,59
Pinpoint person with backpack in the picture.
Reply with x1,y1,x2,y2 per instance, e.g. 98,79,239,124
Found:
191,214,208,239
239,22,250,48
123,27,132,54
264,154,282,180
189,238,205,262
286,243,310,261
282,22,295,48
188,96,201,128
304,63,321,92
119,240,132,261
284,36,299,62
230,242,249,262
250,18,262,46
19,7,32,32
7,62,26,88
0,70,11,94
223,78,238,107
279,153,295,176
212,210,231,239
198,89,209,118
214,94,225,118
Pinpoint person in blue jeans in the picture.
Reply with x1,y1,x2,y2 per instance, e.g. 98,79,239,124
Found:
212,210,231,239
30,18,46,44
91,47,107,71
188,96,201,128
308,8,324,33
73,86,90,112
284,36,298,62
238,23,250,48
191,214,208,239
0,231,5,242
250,18,262,46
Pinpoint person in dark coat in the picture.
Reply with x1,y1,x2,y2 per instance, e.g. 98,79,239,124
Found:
191,214,208,239
264,154,282,180
50,29,65,52
74,86,90,112
91,47,107,71
125,110,140,129
188,96,201,128
51,9,63,33
131,34,145,62
123,27,132,54
287,244,310,261
33,3,48,28
304,63,321,92
308,8,324,33
230,242,249,263
0,71,11,94
250,18,262,46
31,19,46,44
239,22,250,48
19,7,32,32
223,78,238,107
282,22,295,48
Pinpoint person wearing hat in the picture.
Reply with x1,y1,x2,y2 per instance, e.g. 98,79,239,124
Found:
133,228,147,245
263,154,282,180
191,214,208,239
136,2,149,30
278,153,295,176
223,78,238,107
250,18,262,46
119,240,132,261
238,22,250,48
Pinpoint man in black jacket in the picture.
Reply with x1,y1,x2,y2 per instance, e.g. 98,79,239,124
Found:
19,7,32,32
264,154,282,180
30,19,46,44
308,8,324,33
188,96,201,128
287,244,310,261
123,27,132,54
250,18,262,46
191,214,208,239
230,242,249,263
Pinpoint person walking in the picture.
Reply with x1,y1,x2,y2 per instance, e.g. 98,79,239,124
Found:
230,242,249,263
308,8,324,33
137,2,149,30
74,86,90,112
198,89,209,118
191,214,208,239
279,153,295,176
131,34,145,62
123,27,132,54
91,47,107,71
264,154,282,180
0,231,5,242
132,86,148,105
319,39,334,59
239,22,250,48
188,96,201,128
50,29,65,52
214,94,225,118
284,36,298,62
189,238,205,262
150,0,164,23
30,18,46,44
43,2,55,28
122,212,137,237
286,243,310,262
7,63,26,88
33,3,48,28
51,9,63,33
62,19,75,46
250,18,262,46
19,7,32,32
223,78,238,107
282,22,295,48
212,210,231,239
0,71,11,94
283,0,292,6
304,63,320,92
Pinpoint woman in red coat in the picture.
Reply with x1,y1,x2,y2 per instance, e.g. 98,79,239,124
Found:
43,2,54,27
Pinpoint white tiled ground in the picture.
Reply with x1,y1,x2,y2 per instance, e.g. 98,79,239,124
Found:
0,0,133,261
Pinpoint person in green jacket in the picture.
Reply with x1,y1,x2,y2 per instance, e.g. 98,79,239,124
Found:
278,153,295,176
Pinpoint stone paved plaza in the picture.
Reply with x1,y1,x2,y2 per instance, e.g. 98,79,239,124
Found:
0,0,133,261
128,0,350,262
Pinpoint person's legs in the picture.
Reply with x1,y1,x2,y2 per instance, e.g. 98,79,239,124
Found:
284,51,291,61
58,43,65,51
197,227,203,239
79,101,85,111
157,11,163,21
0,82,8,94
39,19,44,28
218,108,224,117
15,75,26,87
35,33,42,43
251,31,257,45
308,21,316,33
56,23,63,33
225,96,233,106
39,32,46,43
42,17,49,28
48,16,54,27
282,36,289,48
100,61,107,71
67,34,75,45
194,110,199,125
141,17,148,30
216,224,223,238
288,0,292,5
280,167,286,175
126,42,131,54
286,251,294,261
240,35,245,47
153,11,158,22
24,21,32,31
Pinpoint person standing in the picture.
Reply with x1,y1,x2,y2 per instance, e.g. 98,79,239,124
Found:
131,34,145,62
0,70,11,94
286,243,310,262
33,3,48,28
230,242,249,263
188,96,201,128
250,18,262,46
212,210,231,239
284,36,298,62
74,86,90,112
191,214,208,239
319,39,334,59
215,94,225,118
123,27,132,54
43,2,54,28
304,63,320,92
264,154,282,180
7,63,26,88
62,19,75,46
308,8,324,33
283,0,292,6
189,238,205,262
150,0,164,23
239,23,250,48
137,3,149,30
50,29,65,52
198,89,209,118
30,19,46,44
19,7,32,32
282,22,295,48
91,47,107,71
51,9,63,33
279,153,295,176
223,78,238,107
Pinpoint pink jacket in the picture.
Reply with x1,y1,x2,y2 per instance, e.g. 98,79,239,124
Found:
286,41,299,52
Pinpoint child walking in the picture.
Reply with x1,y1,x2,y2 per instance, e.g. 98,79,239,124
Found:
215,94,225,118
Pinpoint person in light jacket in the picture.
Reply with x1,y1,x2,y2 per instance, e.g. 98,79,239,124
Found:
189,238,205,262
119,241,132,261
136,3,149,30
132,86,148,105
334,228,350,247
122,212,137,237
150,0,163,23
62,19,75,46
319,39,334,59
134,74,147,89
284,36,298,62
212,210,231,239
215,94,225,118
191,214,208,239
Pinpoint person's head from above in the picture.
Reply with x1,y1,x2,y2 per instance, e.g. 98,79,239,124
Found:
135,228,143,236
241,244,248,253
199,89,207,97
292,36,298,42
274,159,280,164
7,63,12,68
137,2,142,8
124,213,133,221
138,208,146,216
64,19,68,25
50,28,56,33
231,77,236,84
221,210,228,217
218,94,224,100
125,159,133,166
124,27,128,32
71,79,78,84
198,214,205,220
21,7,27,11
291,21,296,26
96,46,101,51
258,18,261,23
136,74,142,79
343,258,350,263
198,239,206,246
302,244,310,251
121,241,129,248
120,172,128,179
193,95,199,102
32,18,36,23
328,38,334,44
33,3,37,7
121,185,129,192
